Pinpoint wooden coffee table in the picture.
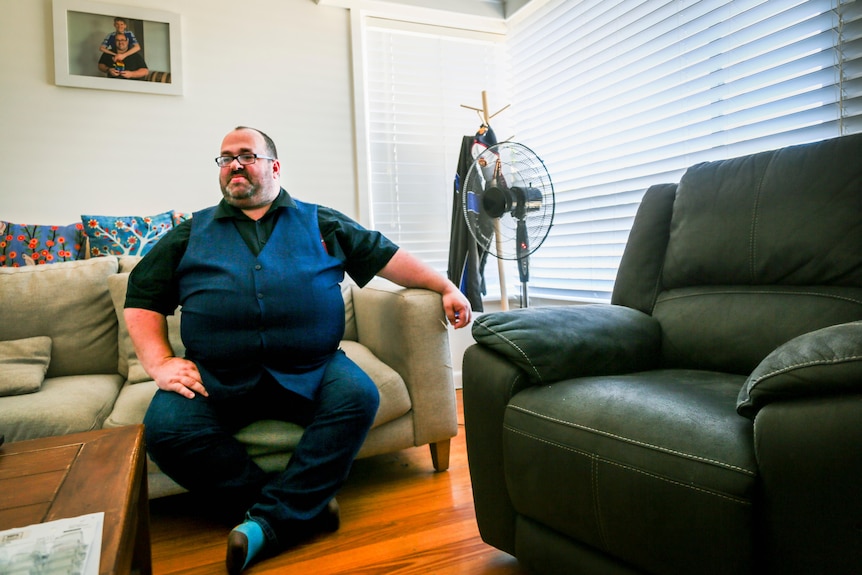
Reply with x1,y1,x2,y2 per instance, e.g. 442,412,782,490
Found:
0,425,152,575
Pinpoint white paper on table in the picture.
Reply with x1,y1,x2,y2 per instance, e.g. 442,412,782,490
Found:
0,511,103,575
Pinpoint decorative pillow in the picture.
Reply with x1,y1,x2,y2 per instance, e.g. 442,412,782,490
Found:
0,336,52,396
0,221,85,267
82,211,174,257
471,304,661,385
171,210,192,226
737,321,862,418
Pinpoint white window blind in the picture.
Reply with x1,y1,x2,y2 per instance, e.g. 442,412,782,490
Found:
507,0,862,302
364,22,509,273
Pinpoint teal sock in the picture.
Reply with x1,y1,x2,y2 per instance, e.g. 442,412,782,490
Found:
233,519,266,569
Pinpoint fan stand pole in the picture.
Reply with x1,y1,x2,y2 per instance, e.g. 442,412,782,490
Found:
493,220,508,310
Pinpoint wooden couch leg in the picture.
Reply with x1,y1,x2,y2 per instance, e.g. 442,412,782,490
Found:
429,439,451,471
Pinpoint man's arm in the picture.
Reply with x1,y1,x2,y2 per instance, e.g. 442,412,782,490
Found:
119,66,148,80
124,307,206,398
98,61,118,76
377,248,472,329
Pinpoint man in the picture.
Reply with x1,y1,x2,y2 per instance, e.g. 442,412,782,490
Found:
124,126,472,574
97,33,148,79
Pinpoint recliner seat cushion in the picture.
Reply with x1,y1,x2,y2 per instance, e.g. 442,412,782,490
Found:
503,369,756,575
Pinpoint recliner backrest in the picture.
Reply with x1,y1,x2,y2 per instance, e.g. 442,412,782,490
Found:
613,133,862,374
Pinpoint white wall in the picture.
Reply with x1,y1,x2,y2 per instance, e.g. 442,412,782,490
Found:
0,0,358,225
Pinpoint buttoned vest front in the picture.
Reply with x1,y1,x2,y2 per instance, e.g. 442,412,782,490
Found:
177,201,345,400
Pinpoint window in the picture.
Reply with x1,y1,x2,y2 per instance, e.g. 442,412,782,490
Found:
358,0,861,304
363,19,510,273
507,0,862,302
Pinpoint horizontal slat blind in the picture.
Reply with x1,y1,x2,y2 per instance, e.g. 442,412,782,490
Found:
508,0,862,302
365,23,508,273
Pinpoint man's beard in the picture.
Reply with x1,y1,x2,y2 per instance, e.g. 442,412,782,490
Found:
222,171,274,209
222,172,256,202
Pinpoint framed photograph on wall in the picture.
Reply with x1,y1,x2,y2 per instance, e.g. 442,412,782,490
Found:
52,0,183,95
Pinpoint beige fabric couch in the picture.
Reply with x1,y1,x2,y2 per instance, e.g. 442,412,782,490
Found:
0,256,458,498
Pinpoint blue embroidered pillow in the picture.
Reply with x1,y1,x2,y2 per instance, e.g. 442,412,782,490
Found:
0,221,86,267
82,211,174,257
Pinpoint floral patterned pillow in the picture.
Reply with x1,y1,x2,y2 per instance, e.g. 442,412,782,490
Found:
82,210,175,257
0,221,86,267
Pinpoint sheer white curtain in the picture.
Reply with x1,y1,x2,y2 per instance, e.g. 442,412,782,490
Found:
507,0,862,302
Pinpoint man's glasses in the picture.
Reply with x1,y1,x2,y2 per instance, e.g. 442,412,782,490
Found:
215,154,276,168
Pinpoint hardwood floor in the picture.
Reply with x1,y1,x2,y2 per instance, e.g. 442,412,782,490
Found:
148,391,529,574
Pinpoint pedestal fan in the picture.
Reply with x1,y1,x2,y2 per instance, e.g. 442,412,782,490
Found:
462,142,555,307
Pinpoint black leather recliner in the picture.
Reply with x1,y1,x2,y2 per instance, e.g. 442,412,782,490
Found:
462,133,862,575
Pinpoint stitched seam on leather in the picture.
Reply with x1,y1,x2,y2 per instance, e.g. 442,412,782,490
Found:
748,355,862,387
656,290,862,307
506,426,752,505
601,458,751,505
509,405,755,475
749,156,769,283
508,372,528,399
474,322,543,383
592,456,611,551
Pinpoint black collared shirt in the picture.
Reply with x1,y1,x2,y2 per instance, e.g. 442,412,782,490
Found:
125,188,399,316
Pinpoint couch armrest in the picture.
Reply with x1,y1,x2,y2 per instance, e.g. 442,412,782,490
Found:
462,343,533,555
753,397,862,573
351,279,457,446
737,321,862,418
471,304,661,385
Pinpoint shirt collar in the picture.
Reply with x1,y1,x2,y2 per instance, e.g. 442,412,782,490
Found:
214,188,296,221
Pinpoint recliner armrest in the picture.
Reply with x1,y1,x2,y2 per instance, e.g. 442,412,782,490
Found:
737,320,862,418
471,304,661,385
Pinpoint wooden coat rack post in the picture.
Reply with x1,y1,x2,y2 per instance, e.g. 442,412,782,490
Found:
461,91,511,311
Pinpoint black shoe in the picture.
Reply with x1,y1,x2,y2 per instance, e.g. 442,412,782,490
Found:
316,498,340,533
225,529,249,575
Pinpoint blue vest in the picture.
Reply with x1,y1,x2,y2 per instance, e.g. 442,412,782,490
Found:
177,201,345,400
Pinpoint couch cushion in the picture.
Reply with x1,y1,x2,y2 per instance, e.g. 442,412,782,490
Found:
82,211,174,257
102,379,159,429
232,341,411,458
504,370,756,574
339,340,411,427
663,135,862,289
0,336,52,396
0,374,124,442
0,257,119,377
107,273,184,382
0,221,86,267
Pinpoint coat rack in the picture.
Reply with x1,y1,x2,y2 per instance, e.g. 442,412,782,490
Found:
461,90,511,311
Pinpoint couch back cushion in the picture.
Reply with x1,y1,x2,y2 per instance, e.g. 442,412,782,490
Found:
639,134,862,373
0,257,119,376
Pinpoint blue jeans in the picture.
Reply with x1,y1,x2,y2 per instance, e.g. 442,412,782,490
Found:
144,349,379,546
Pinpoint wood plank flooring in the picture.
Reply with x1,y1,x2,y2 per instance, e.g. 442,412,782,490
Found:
147,391,529,574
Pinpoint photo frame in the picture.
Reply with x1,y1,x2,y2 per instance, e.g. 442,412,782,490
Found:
52,0,183,95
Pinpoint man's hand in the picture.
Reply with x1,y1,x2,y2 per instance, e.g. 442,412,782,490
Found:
149,356,207,399
442,285,472,329
124,308,206,399
377,249,473,329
